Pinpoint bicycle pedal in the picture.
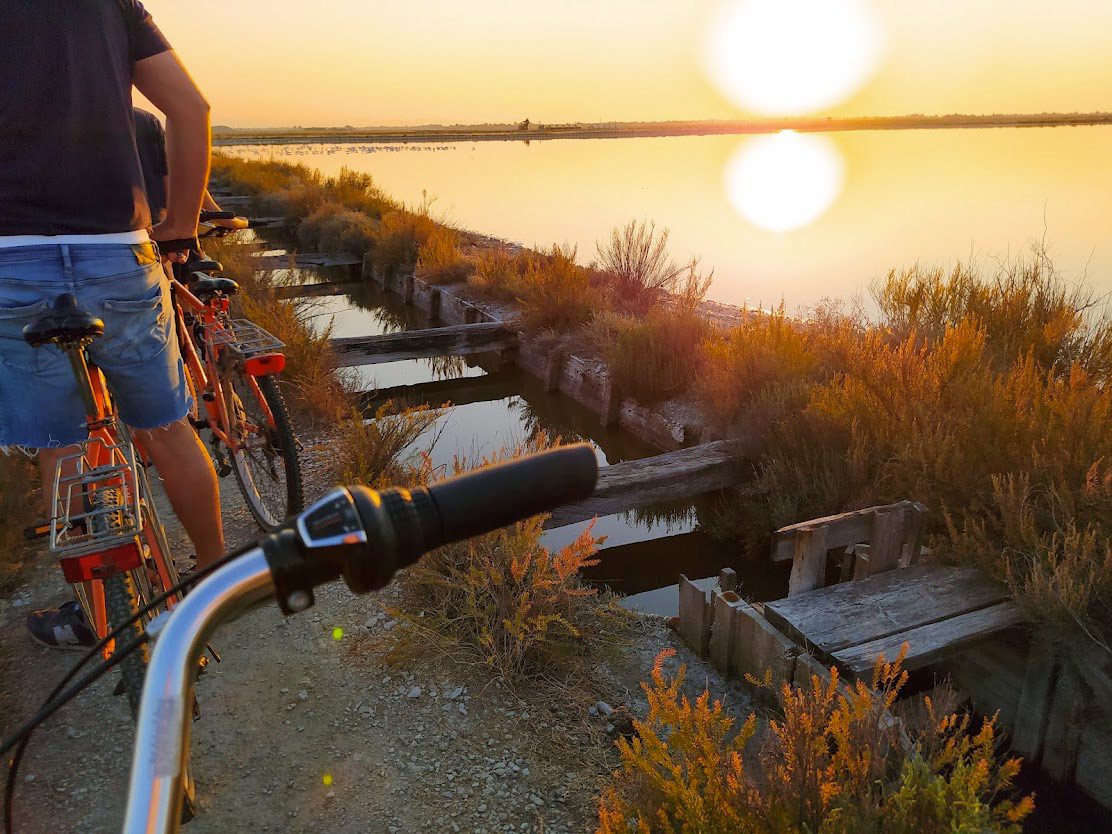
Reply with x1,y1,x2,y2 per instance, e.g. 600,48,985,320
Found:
23,521,52,541
189,416,210,430
216,462,232,477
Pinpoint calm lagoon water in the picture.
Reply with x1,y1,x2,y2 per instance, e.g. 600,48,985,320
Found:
229,127,1112,310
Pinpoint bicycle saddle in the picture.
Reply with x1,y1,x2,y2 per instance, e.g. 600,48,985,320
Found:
187,258,223,273
189,274,239,297
23,294,104,348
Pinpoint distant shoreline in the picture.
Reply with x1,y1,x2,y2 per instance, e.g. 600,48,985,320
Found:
212,112,1112,146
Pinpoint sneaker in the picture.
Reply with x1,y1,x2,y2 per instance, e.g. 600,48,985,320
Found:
26,600,96,650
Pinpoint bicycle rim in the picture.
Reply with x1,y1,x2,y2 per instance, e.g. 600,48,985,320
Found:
229,370,303,531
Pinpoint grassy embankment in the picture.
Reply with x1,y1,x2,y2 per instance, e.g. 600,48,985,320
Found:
212,152,1111,653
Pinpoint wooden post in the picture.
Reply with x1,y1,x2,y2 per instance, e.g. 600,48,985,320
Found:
464,306,480,324
361,252,378,286
718,567,738,594
402,273,415,305
788,526,828,596
600,378,621,427
1012,638,1058,760
732,603,799,687
678,575,712,657
543,351,564,392
428,287,442,321
1041,665,1085,781
709,591,742,674
855,507,905,579
901,503,928,567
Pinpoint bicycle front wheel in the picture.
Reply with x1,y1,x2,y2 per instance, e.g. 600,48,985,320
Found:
228,370,304,531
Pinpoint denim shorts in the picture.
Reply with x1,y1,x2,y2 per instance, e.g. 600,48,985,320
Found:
0,243,192,448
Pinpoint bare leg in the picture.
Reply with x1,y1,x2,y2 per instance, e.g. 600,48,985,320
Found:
133,420,224,569
35,446,79,516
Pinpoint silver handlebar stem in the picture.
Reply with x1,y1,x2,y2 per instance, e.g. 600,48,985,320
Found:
123,548,274,834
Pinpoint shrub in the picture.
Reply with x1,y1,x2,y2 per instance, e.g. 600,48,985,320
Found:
874,247,1110,377
469,247,529,301
392,438,616,681
598,650,1033,834
416,225,474,285
297,203,378,254
596,220,703,314
515,245,597,332
594,300,709,403
330,404,439,489
370,209,438,277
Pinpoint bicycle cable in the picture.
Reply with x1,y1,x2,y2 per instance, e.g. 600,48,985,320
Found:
1,546,248,831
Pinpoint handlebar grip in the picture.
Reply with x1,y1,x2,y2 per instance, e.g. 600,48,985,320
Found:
341,444,598,593
199,210,236,221
427,443,598,546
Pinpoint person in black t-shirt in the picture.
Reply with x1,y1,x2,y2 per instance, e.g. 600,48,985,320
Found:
1,1,226,649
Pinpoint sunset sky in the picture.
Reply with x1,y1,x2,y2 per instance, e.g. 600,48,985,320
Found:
140,1,1112,127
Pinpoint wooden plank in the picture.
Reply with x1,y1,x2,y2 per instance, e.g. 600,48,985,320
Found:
543,351,564,391
733,603,799,687
544,440,744,529
275,281,363,300
900,504,927,567
854,507,905,579
1041,665,1085,781
765,564,1009,659
600,378,621,427
357,372,517,415
678,575,712,657
718,568,738,594
1011,638,1058,760
709,592,742,674
788,526,829,596
330,322,516,367
772,500,925,562
1075,722,1112,811
254,252,363,270
831,601,1025,676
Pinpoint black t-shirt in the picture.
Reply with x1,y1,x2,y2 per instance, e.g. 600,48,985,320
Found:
0,1,171,235
134,108,169,223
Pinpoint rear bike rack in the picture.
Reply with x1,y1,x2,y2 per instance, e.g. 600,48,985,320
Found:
207,318,284,360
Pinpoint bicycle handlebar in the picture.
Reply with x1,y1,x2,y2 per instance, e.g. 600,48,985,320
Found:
198,210,236,222
124,444,598,833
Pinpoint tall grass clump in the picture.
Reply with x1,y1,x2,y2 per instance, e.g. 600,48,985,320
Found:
369,208,439,278
297,203,377,254
597,220,703,314
330,404,439,489
594,271,712,403
515,245,597,332
416,225,475,285
469,247,529,302
598,649,1033,834
392,437,621,681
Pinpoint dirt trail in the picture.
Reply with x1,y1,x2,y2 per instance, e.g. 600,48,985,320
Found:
1,445,751,833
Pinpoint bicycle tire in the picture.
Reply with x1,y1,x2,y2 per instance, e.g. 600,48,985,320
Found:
102,571,149,719
229,371,304,531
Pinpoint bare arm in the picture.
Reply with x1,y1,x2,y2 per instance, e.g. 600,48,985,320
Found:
134,50,210,243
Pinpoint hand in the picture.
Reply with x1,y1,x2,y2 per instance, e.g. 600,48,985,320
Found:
151,221,199,263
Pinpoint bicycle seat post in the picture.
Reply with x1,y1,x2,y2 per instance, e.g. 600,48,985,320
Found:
64,342,104,423
23,294,107,424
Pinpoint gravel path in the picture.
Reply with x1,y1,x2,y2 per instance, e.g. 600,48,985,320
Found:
1,438,754,833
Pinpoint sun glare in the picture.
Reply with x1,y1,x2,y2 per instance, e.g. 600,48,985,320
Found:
705,0,884,115
725,131,844,233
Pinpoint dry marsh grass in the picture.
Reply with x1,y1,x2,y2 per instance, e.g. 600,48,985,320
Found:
515,245,597,332
0,452,37,592
416,225,475,285
468,247,530,302
598,649,1033,834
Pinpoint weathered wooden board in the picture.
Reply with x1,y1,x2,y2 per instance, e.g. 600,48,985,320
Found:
733,603,799,686
678,575,712,657
254,252,363,270
831,601,1024,675
854,506,905,579
764,564,1009,660
544,440,743,529
709,592,743,674
330,322,516,367
1011,638,1058,759
787,526,828,597
772,500,926,562
275,281,364,300
1042,665,1085,781
1075,721,1112,811
358,372,517,414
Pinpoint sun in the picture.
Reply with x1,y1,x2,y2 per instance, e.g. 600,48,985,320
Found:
724,132,844,233
704,0,884,115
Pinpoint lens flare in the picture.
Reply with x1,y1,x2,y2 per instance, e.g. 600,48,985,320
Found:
725,132,844,233
705,0,884,115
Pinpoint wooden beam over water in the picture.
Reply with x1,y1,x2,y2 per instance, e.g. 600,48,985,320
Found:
357,372,518,414
254,252,363,270
330,322,516,367
275,281,364,300
544,439,744,529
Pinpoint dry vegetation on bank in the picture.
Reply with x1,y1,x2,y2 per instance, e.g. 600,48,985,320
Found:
211,152,1112,650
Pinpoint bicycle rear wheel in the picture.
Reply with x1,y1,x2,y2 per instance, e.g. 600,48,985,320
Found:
228,370,304,531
